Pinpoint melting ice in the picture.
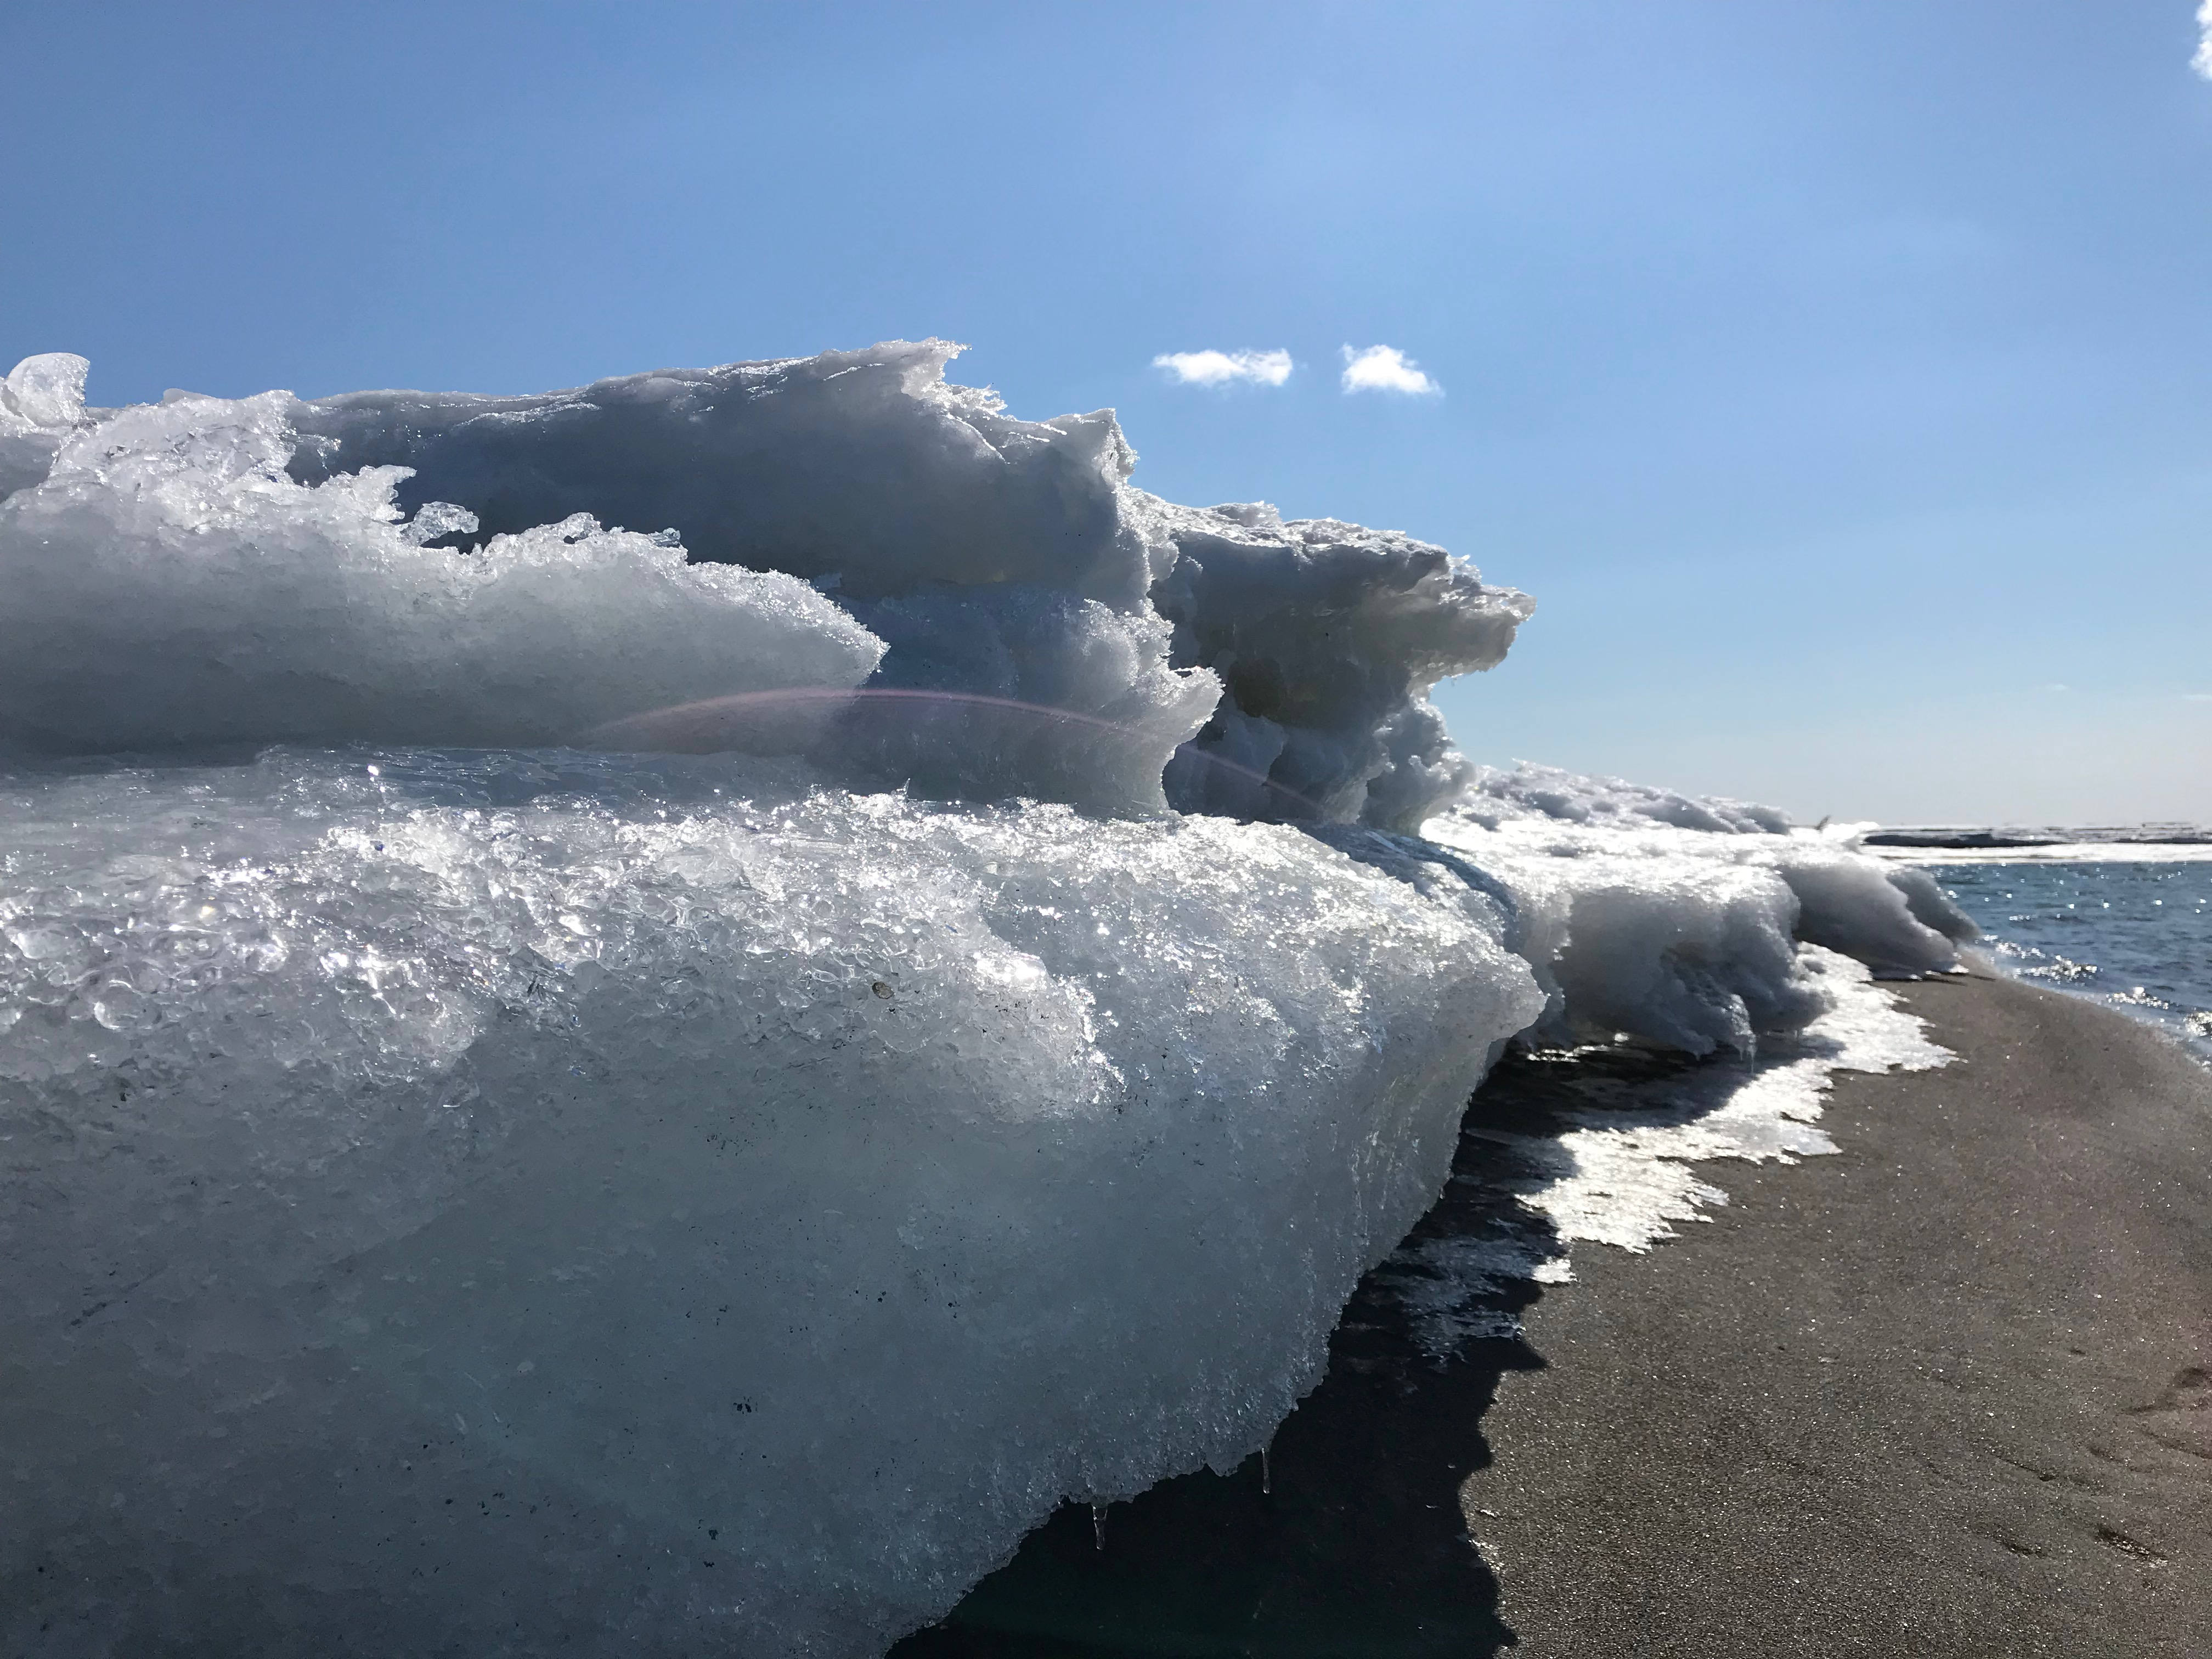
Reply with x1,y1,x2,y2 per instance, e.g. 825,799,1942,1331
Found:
2,343,1970,1655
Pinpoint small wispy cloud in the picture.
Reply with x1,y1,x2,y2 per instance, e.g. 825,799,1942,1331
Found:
1152,348,1293,387
1340,344,1441,396
2185,692,2212,702
2196,2,2212,78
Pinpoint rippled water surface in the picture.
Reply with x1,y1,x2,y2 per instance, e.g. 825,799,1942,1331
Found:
1929,861,2212,1063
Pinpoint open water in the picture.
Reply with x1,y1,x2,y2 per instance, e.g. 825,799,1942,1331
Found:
1928,860,2212,1064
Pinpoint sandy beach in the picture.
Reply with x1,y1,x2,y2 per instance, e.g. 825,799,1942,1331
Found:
897,972,2212,1657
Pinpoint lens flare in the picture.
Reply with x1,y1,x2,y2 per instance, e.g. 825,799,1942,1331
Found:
583,686,1324,816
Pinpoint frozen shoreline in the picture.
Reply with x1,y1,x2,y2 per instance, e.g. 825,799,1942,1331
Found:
901,972,2212,1657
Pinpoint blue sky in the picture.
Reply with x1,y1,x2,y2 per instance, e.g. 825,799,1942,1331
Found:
5,1,2209,823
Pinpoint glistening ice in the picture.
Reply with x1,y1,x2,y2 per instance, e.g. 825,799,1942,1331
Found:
1,343,1965,1655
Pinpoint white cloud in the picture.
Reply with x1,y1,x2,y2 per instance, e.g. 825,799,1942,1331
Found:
1340,344,1441,396
2185,692,2212,702
2197,2,2212,78
1152,348,1293,387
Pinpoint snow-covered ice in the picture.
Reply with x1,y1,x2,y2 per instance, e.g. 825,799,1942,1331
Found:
1,342,1967,1655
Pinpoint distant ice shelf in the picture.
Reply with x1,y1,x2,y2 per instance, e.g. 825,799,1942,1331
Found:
1863,824,2212,862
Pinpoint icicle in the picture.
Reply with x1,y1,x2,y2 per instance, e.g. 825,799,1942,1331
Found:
1091,1504,1107,1550
1260,1445,1272,1496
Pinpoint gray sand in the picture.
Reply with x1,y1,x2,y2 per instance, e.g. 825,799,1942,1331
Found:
1466,972,2212,1657
898,973,2212,1657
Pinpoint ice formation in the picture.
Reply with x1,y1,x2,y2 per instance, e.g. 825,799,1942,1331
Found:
1144,496,1530,828
278,340,1528,825
1,751,1541,1654
0,356,883,757
0,342,1975,1655
1460,758,1793,835
1433,763,1978,1053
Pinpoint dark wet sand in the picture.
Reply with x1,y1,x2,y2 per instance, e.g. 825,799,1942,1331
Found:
898,973,2212,1657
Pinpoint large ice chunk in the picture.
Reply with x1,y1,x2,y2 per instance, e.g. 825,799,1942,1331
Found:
4,344,1529,821
0,387,884,753
275,346,1528,821
0,345,1531,827
0,351,93,500
1146,498,1534,830
287,340,1170,611
0,749,1544,1657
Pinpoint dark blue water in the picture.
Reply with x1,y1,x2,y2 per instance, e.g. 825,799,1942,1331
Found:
1928,861,2212,1064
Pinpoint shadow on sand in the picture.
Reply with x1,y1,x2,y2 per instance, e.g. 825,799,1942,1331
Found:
885,1045,1718,1659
